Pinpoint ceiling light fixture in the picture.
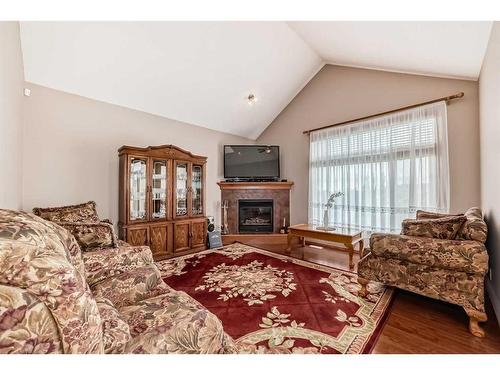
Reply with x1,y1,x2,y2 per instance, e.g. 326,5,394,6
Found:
247,93,258,105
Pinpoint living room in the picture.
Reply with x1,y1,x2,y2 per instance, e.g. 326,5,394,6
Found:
1,0,500,371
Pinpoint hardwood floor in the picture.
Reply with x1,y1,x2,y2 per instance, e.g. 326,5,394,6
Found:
241,240,500,354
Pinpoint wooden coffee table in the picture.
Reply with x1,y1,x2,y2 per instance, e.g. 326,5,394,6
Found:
286,224,364,270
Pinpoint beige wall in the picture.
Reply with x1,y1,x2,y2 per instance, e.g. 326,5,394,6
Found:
22,84,252,226
0,22,24,209
258,64,481,224
479,22,500,322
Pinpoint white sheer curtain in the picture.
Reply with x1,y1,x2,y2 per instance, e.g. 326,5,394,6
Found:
308,101,450,234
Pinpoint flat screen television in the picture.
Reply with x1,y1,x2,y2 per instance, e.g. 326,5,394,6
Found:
224,145,280,180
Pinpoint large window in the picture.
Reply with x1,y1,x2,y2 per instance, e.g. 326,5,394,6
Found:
308,101,450,233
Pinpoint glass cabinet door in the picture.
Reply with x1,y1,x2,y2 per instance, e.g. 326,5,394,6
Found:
175,162,188,217
151,160,168,219
191,164,203,215
129,157,147,221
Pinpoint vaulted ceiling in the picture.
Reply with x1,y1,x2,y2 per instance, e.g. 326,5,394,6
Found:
20,21,493,140
288,21,493,80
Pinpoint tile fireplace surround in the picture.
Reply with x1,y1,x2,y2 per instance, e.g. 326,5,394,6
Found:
217,181,293,234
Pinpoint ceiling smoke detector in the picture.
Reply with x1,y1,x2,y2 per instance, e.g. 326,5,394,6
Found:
247,93,258,105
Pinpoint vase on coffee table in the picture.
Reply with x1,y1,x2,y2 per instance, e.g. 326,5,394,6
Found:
317,208,336,231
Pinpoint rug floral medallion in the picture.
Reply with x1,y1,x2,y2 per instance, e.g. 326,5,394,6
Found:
156,243,393,354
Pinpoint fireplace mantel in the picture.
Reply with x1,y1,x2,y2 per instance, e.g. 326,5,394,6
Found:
218,181,293,234
217,181,294,190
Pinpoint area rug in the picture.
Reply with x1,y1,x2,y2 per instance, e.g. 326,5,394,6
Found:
156,243,393,354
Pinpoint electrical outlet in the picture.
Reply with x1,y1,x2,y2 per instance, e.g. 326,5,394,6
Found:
23,88,31,97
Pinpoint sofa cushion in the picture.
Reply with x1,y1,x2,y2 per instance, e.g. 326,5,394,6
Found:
358,253,486,312
120,289,234,354
459,207,488,243
401,216,466,240
95,297,131,354
56,221,118,251
0,285,62,353
370,233,488,274
33,201,100,223
90,265,167,308
82,245,154,286
0,209,103,353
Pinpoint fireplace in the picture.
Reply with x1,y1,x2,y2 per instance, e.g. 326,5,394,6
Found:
238,199,274,233
218,181,292,234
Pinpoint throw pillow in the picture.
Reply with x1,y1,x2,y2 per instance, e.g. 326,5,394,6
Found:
459,207,488,243
33,201,100,223
401,216,467,240
56,221,118,251
416,210,463,220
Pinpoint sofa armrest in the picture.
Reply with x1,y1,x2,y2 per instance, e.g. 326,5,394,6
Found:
55,221,118,251
82,245,154,285
370,233,488,274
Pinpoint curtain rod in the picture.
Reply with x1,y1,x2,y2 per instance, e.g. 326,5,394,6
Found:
302,92,464,135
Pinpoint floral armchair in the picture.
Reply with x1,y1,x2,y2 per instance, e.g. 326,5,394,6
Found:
0,203,234,353
357,207,489,337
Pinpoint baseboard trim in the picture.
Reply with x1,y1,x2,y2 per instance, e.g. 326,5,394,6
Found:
486,280,500,325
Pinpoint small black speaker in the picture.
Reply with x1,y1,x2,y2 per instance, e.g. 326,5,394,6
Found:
207,216,215,232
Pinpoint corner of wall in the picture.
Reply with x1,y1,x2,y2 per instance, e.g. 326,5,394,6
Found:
18,21,25,211
487,280,500,325
0,22,25,210
479,21,500,327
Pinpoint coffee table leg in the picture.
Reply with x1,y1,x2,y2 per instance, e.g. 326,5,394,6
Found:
347,243,354,270
359,239,365,258
286,233,293,256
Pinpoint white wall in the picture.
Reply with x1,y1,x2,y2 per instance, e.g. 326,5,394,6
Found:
479,21,500,323
22,84,253,226
0,22,24,209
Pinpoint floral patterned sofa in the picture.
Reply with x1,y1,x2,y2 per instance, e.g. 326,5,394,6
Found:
0,203,234,354
357,207,489,337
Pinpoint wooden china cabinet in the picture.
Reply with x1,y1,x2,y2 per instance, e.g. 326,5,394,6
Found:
118,145,207,260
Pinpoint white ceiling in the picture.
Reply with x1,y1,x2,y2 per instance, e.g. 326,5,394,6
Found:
20,22,322,140
20,22,493,139
288,21,493,80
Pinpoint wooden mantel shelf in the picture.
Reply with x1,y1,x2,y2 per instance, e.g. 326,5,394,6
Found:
217,181,294,190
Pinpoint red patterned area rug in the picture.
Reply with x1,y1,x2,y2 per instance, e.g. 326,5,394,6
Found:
156,243,393,354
